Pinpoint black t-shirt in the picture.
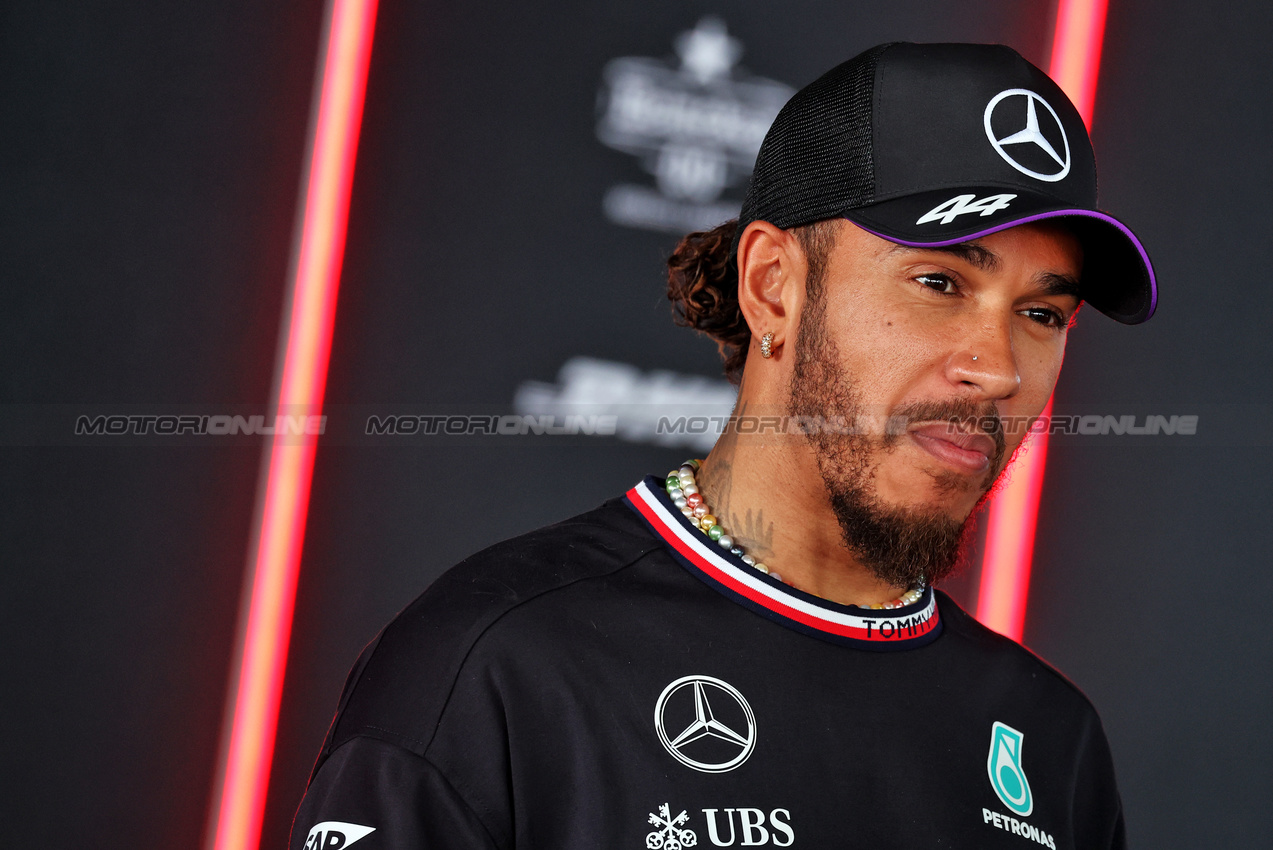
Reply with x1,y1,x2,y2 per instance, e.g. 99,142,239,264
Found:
291,476,1124,850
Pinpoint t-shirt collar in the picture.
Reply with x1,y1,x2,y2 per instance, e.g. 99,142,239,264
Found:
624,475,942,651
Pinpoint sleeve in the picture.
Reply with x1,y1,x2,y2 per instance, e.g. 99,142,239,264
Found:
289,736,502,850
1071,714,1127,850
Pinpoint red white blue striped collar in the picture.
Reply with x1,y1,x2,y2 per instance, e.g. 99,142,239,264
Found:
624,475,942,651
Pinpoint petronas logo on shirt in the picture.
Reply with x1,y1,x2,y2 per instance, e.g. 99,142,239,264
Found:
987,721,1034,816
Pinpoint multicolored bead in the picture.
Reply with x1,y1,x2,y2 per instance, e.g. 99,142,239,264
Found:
669,459,923,608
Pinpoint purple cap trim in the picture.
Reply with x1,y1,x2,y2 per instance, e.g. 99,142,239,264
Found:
853,208,1157,321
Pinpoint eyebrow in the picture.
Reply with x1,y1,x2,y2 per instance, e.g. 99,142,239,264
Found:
888,241,1001,272
889,242,1083,299
1037,272,1082,299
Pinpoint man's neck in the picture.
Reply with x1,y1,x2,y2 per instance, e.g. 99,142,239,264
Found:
694,403,910,607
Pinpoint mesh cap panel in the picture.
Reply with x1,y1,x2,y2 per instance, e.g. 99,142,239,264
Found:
735,43,893,241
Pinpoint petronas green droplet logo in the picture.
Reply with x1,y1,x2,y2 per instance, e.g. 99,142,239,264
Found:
987,721,1034,816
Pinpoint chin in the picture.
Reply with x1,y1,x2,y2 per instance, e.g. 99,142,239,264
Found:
878,466,987,512
915,494,980,526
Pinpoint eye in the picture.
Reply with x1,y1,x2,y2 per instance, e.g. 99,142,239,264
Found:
1021,306,1067,328
915,273,956,294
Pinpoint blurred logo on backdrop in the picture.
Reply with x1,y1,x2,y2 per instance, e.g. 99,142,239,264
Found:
596,17,793,233
514,357,737,452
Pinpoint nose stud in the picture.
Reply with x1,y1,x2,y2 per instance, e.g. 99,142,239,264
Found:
972,356,978,361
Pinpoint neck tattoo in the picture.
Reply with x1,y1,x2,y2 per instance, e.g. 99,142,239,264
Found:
665,459,925,609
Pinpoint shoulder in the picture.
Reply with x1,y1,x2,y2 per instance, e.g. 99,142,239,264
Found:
322,495,662,756
934,590,1103,718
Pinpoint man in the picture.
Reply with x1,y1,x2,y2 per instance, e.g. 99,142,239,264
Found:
292,43,1154,849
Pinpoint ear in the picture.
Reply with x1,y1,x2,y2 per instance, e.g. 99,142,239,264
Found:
736,221,806,357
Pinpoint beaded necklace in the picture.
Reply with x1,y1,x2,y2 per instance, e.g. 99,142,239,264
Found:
665,458,925,610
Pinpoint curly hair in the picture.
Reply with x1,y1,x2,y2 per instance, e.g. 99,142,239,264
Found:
666,218,839,384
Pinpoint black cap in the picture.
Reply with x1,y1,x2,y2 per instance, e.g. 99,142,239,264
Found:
736,42,1156,324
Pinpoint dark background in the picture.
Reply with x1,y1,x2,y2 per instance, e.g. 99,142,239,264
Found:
3,1,1270,846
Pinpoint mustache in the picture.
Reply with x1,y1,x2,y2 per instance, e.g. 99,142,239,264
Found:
886,399,1008,462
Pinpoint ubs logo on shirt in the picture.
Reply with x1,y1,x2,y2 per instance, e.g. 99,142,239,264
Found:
701,808,794,847
644,804,794,847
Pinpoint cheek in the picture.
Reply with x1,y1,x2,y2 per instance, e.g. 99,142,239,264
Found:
834,308,940,391
1022,338,1066,398
1007,341,1067,437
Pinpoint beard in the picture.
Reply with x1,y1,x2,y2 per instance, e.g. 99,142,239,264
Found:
785,290,1008,590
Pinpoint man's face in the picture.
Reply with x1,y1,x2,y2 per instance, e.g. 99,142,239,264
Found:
787,220,1083,586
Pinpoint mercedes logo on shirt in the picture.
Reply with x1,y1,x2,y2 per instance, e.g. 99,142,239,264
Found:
655,675,756,773
983,88,1071,182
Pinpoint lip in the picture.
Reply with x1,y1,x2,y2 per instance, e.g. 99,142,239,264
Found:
908,422,996,474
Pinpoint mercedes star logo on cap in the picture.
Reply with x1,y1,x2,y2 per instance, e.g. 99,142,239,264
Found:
984,88,1071,182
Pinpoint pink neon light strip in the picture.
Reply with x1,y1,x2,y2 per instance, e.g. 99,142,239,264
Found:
206,2,378,849
974,0,1108,641
1048,0,1110,124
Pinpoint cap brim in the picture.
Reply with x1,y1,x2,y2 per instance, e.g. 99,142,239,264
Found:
844,188,1157,324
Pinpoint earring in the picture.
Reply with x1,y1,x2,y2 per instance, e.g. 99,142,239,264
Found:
760,332,775,359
